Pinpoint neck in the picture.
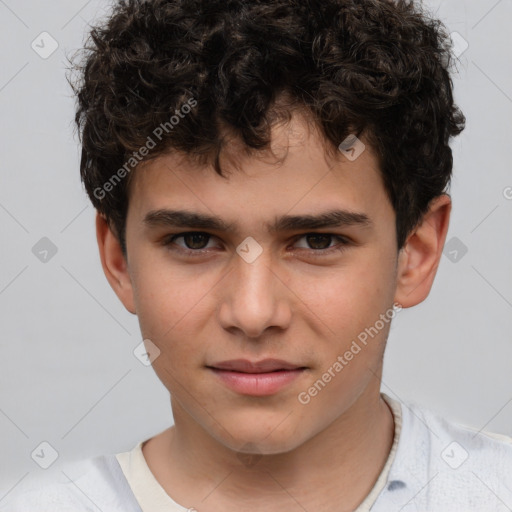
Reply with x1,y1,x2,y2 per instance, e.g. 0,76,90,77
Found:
143,385,395,512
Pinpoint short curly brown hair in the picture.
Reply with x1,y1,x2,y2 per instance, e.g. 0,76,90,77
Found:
68,0,465,255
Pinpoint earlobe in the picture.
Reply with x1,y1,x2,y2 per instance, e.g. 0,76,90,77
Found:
95,212,137,315
394,195,452,308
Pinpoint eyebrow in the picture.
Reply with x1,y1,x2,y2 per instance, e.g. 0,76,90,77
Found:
143,208,373,233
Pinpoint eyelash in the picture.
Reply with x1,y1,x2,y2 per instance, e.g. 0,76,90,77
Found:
161,232,351,258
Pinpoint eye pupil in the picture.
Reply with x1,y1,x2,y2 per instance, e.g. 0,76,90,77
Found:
184,233,209,249
306,234,331,250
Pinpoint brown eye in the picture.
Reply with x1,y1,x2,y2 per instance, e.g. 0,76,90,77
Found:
163,232,216,252
293,233,351,257
304,234,333,250
182,233,210,249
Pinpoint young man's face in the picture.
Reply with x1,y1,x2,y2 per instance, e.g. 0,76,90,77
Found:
101,112,438,455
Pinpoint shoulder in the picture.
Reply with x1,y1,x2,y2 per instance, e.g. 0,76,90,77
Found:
408,399,512,470
383,395,512,511
0,454,142,512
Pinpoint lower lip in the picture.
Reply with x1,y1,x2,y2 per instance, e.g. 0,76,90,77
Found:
210,368,305,396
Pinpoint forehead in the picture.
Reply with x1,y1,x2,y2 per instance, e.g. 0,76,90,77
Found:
126,113,393,234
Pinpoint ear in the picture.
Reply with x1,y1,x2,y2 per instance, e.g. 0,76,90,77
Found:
95,212,136,314
394,194,451,308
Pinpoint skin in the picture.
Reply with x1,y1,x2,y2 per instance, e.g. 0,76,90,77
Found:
96,111,451,511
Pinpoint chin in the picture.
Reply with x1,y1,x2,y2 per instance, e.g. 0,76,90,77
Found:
210,412,311,456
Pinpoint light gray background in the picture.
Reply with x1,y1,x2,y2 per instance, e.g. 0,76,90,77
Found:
0,0,511,495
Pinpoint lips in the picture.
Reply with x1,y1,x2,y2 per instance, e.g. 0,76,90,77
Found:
207,359,307,396
208,358,305,373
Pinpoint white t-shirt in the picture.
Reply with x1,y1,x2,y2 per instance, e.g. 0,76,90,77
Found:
2,392,512,511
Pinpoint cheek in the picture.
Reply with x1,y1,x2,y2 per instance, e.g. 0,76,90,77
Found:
131,252,215,339
292,258,395,341
130,262,223,388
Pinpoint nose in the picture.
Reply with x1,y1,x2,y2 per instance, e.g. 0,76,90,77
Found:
217,247,292,340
